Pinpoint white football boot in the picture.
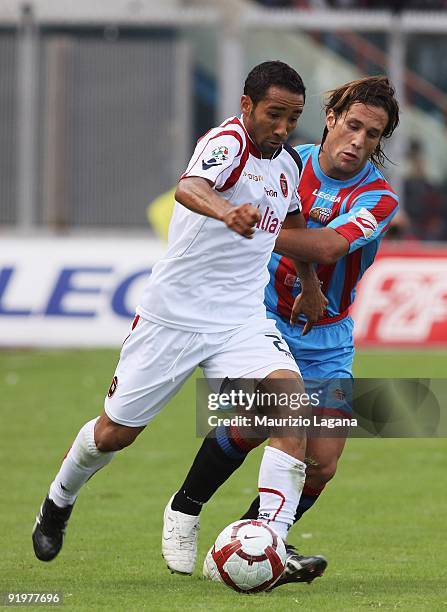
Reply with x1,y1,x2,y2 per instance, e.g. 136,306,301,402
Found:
162,494,200,574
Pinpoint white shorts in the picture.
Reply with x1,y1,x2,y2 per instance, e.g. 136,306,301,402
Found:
104,315,300,427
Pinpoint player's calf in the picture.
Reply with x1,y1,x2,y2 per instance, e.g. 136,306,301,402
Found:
32,415,121,561
257,444,306,540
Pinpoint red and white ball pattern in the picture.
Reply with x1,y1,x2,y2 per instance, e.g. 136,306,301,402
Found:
203,520,286,593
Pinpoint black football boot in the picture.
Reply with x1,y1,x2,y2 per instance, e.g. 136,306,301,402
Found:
269,544,327,590
32,496,74,561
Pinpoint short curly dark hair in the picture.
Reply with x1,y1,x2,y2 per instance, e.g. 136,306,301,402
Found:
321,75,400,167
244,61,306,106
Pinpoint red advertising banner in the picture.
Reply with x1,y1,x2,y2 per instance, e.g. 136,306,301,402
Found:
352,242,447,347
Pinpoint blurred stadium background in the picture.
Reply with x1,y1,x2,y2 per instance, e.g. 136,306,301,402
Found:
1,0,447,348
1,2,446,609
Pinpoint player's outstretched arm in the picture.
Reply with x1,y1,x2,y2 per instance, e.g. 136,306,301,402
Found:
175,177,261,239
275,226,349,264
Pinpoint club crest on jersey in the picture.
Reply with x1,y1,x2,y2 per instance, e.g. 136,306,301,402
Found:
202,145,229,170
279,173,288,198
310,207,332,225
108,376,118,398
348,207,378,238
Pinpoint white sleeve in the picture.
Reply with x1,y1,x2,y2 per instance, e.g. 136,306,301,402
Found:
181,131,244,188
288,184,302,214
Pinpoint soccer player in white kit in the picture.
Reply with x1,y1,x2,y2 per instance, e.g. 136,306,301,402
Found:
32,61,327,575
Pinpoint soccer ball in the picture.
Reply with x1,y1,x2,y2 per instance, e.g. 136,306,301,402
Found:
203,519,286,593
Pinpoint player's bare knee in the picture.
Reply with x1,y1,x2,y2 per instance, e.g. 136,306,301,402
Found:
94,429,117,452
269,436,306,460
307,458,338,486
262,369,304,395
95,427,136,452
260,369,306,426
115,426,143,450
94,416,143,452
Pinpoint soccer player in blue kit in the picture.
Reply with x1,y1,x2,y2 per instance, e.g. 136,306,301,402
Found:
164,76,400,588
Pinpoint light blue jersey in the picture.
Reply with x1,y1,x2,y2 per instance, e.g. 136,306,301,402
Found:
266,144,398,385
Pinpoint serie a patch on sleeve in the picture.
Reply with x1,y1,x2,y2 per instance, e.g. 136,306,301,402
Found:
201,145,230,171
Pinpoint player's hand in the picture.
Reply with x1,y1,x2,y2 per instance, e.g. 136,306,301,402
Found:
290,285,328,335
222,204,261,239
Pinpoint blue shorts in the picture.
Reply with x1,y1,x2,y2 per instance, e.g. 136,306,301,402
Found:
267,311,354,416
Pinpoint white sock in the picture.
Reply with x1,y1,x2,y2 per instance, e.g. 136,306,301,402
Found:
48,418,115,508
257,445,306,541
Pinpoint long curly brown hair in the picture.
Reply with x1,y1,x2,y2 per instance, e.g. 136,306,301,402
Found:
321,76,400,167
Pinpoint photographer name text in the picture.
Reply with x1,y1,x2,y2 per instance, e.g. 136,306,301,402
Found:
207,414,356,429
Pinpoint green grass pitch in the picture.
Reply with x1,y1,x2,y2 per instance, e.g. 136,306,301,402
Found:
1,349,446,611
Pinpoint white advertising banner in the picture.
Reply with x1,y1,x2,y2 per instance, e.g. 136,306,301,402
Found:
0,236,167,347
2,237,446,348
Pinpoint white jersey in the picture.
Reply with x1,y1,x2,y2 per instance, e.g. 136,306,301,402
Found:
137,116,303,332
